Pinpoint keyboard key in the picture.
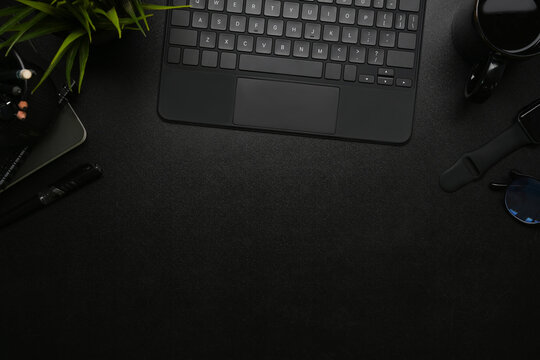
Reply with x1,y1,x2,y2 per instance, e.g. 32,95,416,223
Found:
349,46,366,63
301,4,318,20
256,37,272,54
379,30,396,47
323,25,340,41
355,0,371,6
183,48,199,65
267,19,284,36
396,78,413,87
248,17,265,34
367,48,384,65
320,6,337,22
387,50,415,68
399,0,420,12
376,11,393,28
192,12,209,28
227,0,243,12
201,50,218,67
208,0,225,11
331,44,347,61
339,8,355,24
325,63,341,80
286,21,303,38
357,9,374,26
359,74,375,83
395,13,406,29
377,76,394,85
386,0,397,9
239,54,323,78
304,23,321,40
200,31,216,48
283,2,300,18
237,35,254,52
344,65,357,81
373,0,384,8
245,0,262,14
341,27,358,43
408,14,419,30
211,13,227,30
173,0,188,4
337,0,352,5
312,43,329,59
220,52,237,69
360,29,377,45
264,0,281,17
218,33,235,50
190,0,206,9
398,32,416,49
229,15,246,32
378,68,394,76
170,28,197,46
293,41,310,58
168,47,181,63
171,10,190,27
318,0,333,3
274,39,291,55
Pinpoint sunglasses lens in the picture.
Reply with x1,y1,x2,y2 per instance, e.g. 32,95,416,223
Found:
478,0,540,54
505,177,540,224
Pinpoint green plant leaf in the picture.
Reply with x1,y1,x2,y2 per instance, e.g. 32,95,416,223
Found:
5,12,47,55
77,37,90,93
133,0,150,31
94,7,122,38
141,4,191,10
64,3,92,41
80,7,96,32
65,39,81,91
0,6,22,18
0,21,73,52
32,29,86,93
91,12,153,30
15,0,62,17
2,0,180,93
121,0,145,35
0,7,34,37
117,13,152,25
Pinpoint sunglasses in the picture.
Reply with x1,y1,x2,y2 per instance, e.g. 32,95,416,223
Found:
491,171,540,225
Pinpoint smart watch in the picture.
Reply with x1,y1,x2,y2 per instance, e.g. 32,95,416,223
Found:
440,99,540,192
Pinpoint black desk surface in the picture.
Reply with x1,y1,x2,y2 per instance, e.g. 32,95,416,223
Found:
2,0,540,358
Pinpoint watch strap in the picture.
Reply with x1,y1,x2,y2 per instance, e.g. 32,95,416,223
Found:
440,122,533,192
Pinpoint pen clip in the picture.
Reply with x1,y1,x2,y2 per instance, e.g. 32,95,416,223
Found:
51,163,103,192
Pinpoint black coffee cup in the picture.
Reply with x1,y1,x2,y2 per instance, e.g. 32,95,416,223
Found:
453,0,540,103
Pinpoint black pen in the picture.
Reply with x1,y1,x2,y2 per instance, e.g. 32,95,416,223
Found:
0,163,103,229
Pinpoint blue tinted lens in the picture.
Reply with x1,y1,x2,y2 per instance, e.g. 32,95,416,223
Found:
505,177,540,225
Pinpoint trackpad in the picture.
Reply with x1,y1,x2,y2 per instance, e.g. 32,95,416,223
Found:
233,78,339,134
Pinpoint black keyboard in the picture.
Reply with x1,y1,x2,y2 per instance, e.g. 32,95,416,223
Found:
167,0,421,87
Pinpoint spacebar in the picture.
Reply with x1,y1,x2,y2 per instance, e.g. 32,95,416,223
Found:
239,55,323,78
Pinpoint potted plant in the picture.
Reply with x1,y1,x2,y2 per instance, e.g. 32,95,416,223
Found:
0,0,187,93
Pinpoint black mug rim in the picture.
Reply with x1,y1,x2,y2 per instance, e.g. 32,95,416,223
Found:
474,0,540,59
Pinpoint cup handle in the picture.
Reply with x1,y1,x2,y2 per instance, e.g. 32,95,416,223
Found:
464,53,507,103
